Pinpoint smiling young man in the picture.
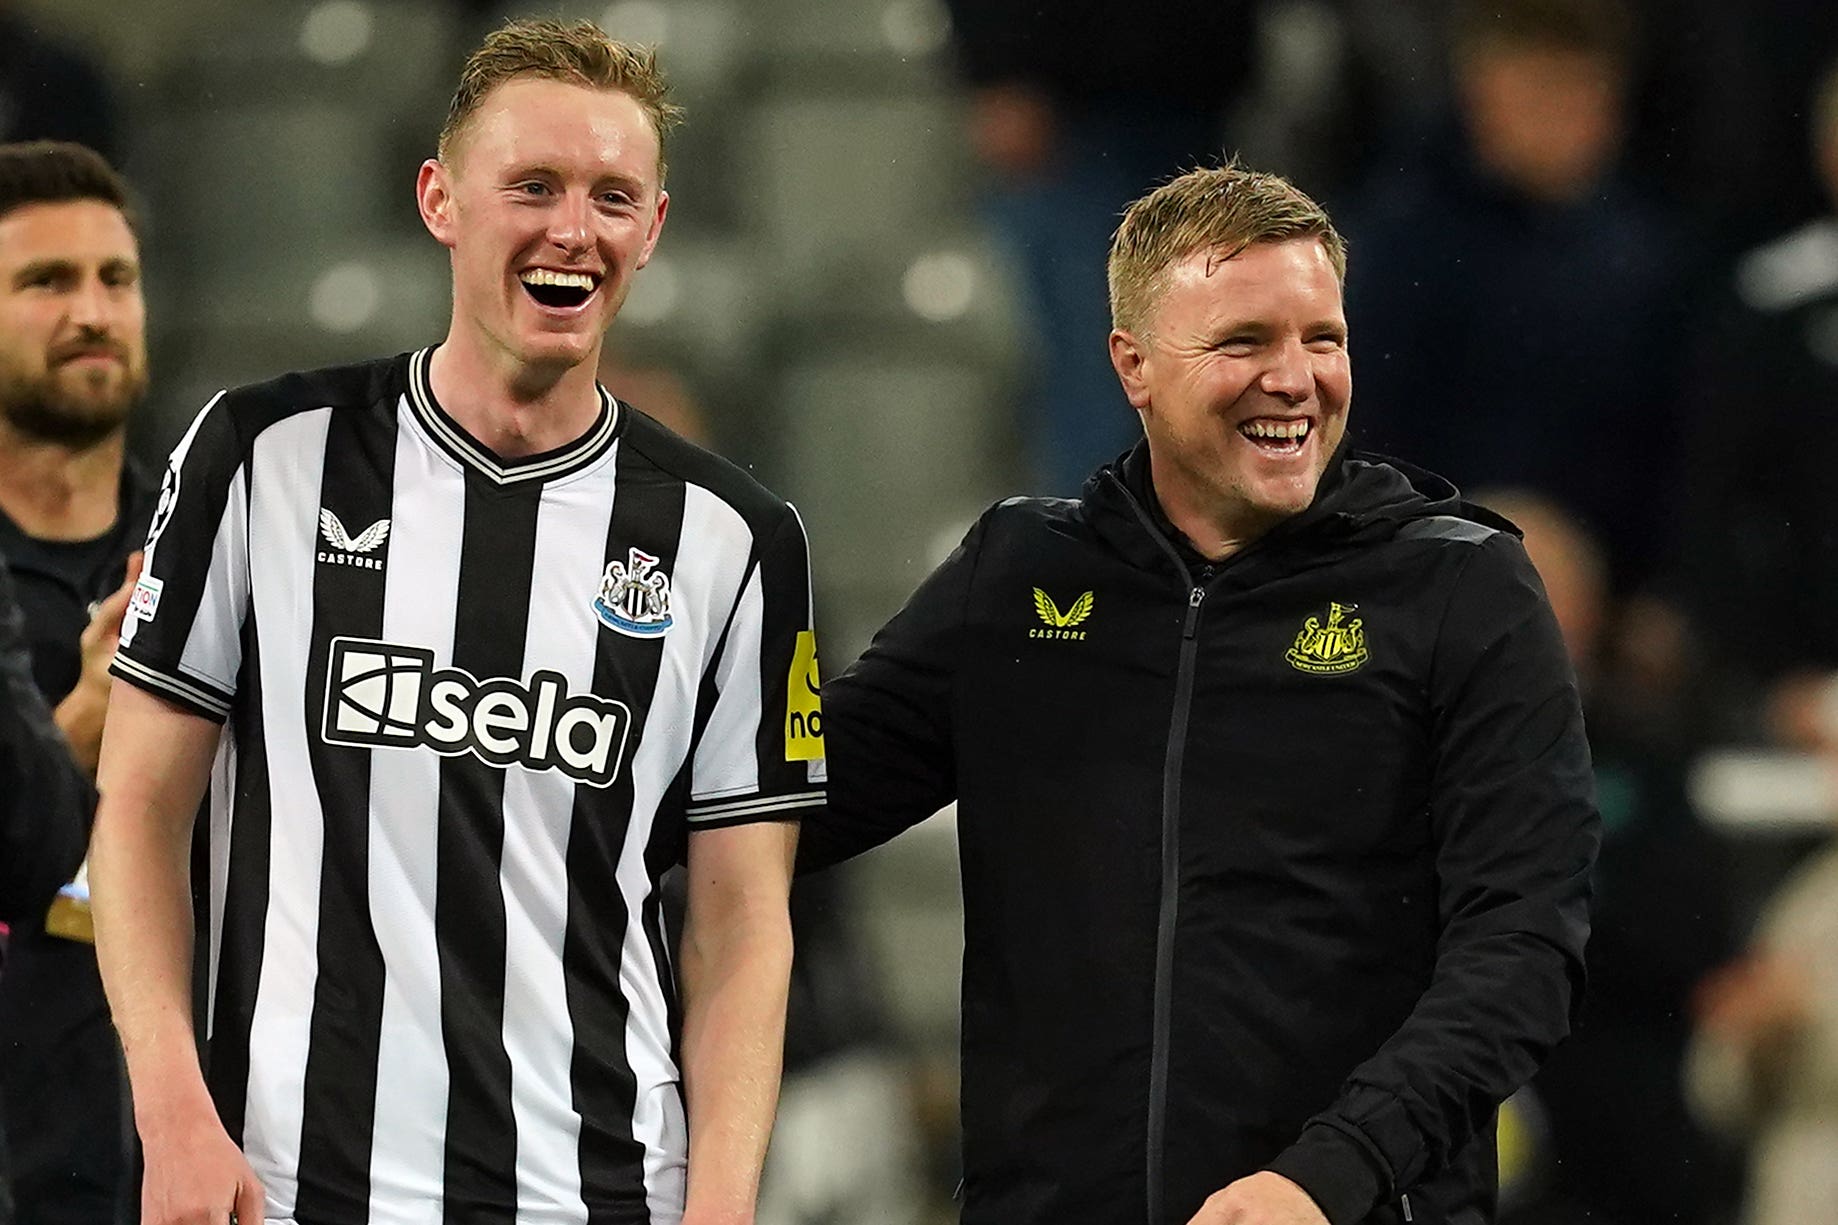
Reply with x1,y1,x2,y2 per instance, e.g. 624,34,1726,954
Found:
803,165,1600,1225
89,21,822,1225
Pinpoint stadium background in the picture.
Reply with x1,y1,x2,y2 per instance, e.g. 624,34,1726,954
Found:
13,0,1838,1221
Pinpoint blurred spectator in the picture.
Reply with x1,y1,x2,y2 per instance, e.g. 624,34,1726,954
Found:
599,348,715,448
1688,846,1838,1225
1482,490,1740,1225
0,556,99,1225
940,0,1260,495
1624,0,1838,258
1672,57,1838,751
0,142,152,1225
0,6,119,165
1343,0,1691,589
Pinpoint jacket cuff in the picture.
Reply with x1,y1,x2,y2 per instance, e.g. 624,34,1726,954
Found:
1265,1122,1389,1225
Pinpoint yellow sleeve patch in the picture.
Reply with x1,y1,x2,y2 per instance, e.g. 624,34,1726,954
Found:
785,629,824,761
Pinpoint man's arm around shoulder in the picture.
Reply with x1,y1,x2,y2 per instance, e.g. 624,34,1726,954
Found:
797,513,991,873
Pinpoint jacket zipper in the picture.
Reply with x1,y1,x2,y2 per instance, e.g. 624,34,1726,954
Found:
1106,472,1211,1225
1146,583,1205,1225
1401,1193,1413,1221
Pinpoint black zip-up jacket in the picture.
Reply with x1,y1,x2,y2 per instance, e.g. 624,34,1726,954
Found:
802,444,1599,1225
0,554,92,926
0,552,96,1225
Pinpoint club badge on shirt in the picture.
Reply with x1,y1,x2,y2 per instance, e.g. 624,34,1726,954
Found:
594,547,674,638
1287,601,1369,675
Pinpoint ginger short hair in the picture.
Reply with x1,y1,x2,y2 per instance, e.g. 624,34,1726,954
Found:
1107,164,1346,336
439,18,684,178
0,141,135,232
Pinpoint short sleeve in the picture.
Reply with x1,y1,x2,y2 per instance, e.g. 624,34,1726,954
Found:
685,504,825,830
112,392,250,722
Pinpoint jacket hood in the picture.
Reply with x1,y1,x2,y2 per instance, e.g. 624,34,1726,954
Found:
1082,437,1518,581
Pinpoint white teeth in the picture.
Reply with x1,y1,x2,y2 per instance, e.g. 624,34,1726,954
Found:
1241,419,1311,440
519,269,598,290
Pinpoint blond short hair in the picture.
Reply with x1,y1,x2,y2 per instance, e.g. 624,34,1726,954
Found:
439,18,684,177
1107,164,1347,336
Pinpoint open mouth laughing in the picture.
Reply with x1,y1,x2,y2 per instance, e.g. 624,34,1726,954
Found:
518,267,601,310
1238,417,1312,455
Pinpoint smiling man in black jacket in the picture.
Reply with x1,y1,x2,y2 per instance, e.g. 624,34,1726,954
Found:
803,165,1600,1225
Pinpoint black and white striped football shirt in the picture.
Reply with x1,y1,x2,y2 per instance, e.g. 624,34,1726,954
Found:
112,348,826,1225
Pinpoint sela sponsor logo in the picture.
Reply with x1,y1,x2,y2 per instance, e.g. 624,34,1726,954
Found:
321,637,632,787
1030,587,1094,641
593,546,673,638
318,509,390,571
1286,601,1369,675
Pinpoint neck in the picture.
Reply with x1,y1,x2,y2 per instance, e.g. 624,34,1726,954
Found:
1146,450,1278,563
428,325,605,458
0,420,125,541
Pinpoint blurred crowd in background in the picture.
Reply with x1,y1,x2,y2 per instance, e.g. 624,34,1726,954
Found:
6,0,1838,1222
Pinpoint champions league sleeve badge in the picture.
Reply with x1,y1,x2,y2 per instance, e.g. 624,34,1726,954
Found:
593,547,675,639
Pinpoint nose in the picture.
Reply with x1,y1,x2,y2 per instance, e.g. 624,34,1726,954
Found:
549,191,593,256
1259,338,1313,404
67,276,114,332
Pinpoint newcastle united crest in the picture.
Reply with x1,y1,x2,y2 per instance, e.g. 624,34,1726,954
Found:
594,547,675,639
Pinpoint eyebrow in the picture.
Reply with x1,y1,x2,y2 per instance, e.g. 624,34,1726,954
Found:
506,164,649,194
10,256,140,288
11,258,76,288
1207,318,1347,343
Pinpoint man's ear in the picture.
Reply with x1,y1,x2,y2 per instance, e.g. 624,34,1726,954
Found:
1109,328,1153,413
417,159,457,249
635,189,669,271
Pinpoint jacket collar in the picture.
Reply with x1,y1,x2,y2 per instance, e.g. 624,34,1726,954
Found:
1080,436,1484,587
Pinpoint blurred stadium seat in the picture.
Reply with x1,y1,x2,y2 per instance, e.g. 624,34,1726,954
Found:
738,92,971,299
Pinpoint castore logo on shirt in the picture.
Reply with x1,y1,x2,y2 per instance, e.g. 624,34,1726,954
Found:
318,509,390,571
1031,588,1094,640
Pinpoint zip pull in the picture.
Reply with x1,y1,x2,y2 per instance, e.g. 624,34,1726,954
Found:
1400,1192,1413,1221
1182,586,1205,639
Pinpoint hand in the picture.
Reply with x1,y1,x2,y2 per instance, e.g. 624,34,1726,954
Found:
138,1095,264,1225
1187,1172,1329,1225
54,552,142,775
